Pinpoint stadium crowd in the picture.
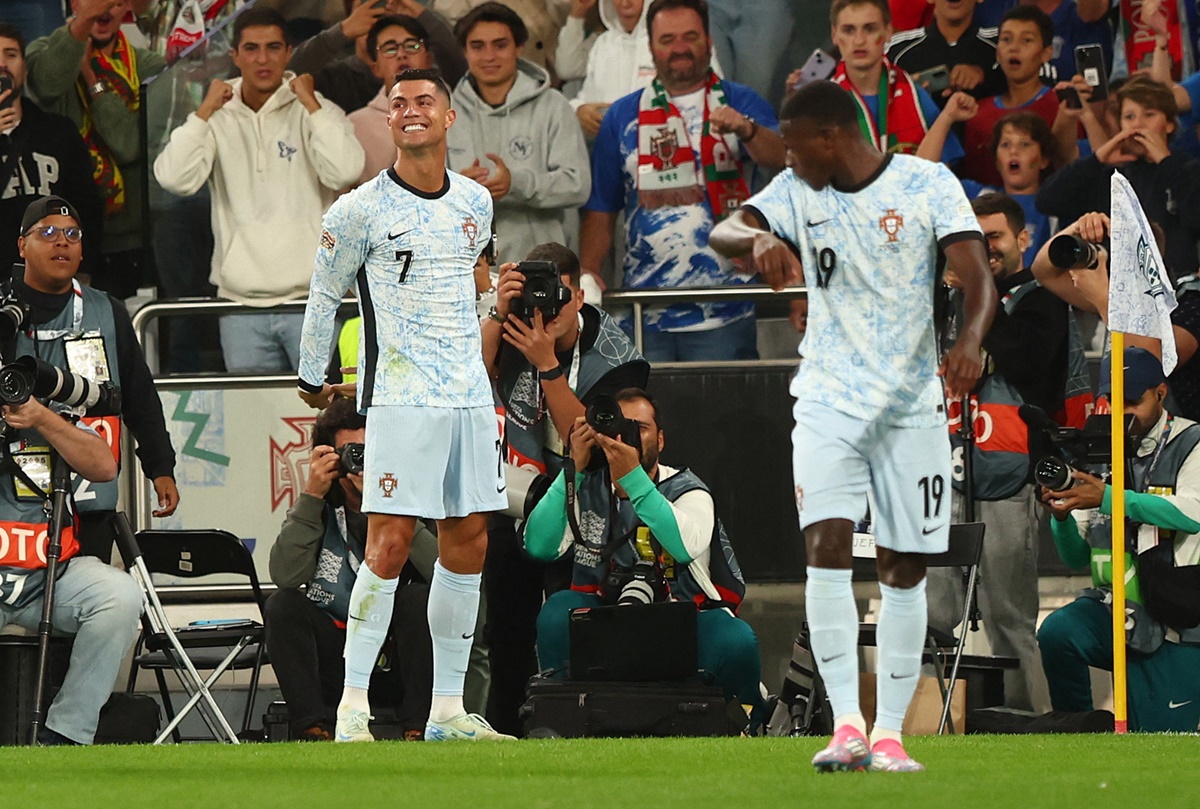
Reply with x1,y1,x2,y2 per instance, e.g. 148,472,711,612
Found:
2,0,1200,747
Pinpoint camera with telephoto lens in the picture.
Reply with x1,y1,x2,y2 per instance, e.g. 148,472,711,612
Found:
1033,455,1079,491
1019,405,1127,492
510,260,572,323
603,559,668,606
584,394,642,472
0,355,121,416
1047,233,1108,270
336,442,365,477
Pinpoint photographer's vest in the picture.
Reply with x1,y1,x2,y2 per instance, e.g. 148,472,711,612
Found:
1086,417,1200,652
570,467,746,611
0,421,81,609
15,281,122,512
499,305,648,477
303,505,365,625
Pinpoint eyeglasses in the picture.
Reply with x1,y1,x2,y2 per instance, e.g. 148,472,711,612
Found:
379,39,424,57
26,225,83,243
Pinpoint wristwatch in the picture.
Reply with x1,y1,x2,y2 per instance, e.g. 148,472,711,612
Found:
486,306,506,324
742,116,759,143
539,364,564,382
89,80,109,97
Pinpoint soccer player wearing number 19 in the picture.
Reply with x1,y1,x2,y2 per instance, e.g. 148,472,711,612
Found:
296,68,512,743
710,81,995,772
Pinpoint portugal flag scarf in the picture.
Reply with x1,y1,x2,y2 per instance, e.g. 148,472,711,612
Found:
77,31,141,215
833,58,929,155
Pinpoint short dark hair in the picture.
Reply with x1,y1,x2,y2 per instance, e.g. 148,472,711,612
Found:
311,397,366,449
0,23,27,57
989,111,1055,180
393,68,453,103
829,0,890,27
454,2,529,48
971,192,1026,238
613,387,659,429
367,14,429,61
232,7,291,49
999,5,1054,50
645,0,709,39
779,80,860,129
1118,74,1179,132
524,242,580,284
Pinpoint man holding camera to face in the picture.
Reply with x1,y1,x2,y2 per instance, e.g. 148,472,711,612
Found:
1037,347,1200,732
266,397,445,741
480,241,648,735
521,387,764,726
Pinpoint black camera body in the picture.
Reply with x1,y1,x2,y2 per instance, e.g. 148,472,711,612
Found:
1020,405,1130,490
1048,233,1108,270
584,394,642,472
336,442,365,477
0,264,30,342
510,261,572,323
602,558,668,606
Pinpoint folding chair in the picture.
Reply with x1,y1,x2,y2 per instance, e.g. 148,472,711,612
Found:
113,516,266,744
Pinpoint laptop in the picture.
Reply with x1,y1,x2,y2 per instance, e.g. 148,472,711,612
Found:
568,601,698,682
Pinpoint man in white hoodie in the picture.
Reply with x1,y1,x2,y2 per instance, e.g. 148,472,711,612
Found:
558,0,652,139
447,2,590,265
154,7,364,373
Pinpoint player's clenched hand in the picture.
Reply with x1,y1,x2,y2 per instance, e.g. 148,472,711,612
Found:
751,231,801,290
298,384,336,410
502,308,557,371
938,339,984,399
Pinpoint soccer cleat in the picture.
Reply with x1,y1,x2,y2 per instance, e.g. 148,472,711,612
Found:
811,724,871,772
424,712,516,741
867,738,925,772
334,707,374,743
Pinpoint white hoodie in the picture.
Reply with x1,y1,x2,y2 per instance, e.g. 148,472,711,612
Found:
154,73,365,306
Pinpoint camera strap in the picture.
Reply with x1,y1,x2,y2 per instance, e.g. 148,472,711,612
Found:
29,280,83,341
1135,416,1173,493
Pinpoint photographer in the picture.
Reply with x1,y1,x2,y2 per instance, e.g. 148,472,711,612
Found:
11,196,177,560
268,397,479,741
1037,348,1200,732
480,241,649,735
0,199,141,745
522,388,764,725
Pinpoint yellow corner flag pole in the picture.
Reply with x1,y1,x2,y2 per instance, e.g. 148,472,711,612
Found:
1110,331,1128,734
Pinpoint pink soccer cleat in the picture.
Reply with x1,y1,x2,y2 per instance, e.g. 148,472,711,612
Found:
811,724,871,773
867,738,925,772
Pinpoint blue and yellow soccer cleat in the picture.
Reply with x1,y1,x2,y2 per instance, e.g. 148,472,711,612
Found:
424,713,516,741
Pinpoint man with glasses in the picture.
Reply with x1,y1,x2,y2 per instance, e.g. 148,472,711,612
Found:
289,0,466,114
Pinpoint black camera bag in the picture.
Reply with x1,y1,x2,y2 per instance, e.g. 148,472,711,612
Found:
1136,542,1200,629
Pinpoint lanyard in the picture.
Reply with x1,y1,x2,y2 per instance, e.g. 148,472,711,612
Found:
30,279,84,341
1135,415,1173,492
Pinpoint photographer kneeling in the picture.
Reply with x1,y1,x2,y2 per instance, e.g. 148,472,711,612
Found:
1037,348,1200,732
522,388,764,725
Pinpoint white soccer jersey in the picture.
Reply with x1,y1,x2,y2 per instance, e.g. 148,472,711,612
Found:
746,154,981,428
298,169,494,409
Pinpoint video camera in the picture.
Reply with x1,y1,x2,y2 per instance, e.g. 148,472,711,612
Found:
510,261,572,324
584,394,642,472
1047,234,1108,271
1019,405,1130,490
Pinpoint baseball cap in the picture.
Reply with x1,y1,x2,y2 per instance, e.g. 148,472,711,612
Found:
20,196,80,236
1098,347,1167,401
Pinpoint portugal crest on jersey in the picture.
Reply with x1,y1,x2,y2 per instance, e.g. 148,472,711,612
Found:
880,209,904,243
462,216,478,248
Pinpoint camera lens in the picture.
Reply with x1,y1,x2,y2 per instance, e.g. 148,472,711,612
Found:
1034,456,1075,490
0,366,32,406
1047,234,1101,270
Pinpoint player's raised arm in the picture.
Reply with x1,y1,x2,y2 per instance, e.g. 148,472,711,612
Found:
710,208,802,291
939,236,996,398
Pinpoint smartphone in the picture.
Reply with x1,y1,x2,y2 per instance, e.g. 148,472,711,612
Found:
1074,44,1109,102
1056,85,1082,109
913,64,951,96
0,75,13,111
791,48,835,90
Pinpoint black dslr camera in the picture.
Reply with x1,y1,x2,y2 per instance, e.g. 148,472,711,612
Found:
1047,233,1108,270
336,442,365,477
584,394,642,471
602,558,668,606
0,265,30,342
510,261,572,323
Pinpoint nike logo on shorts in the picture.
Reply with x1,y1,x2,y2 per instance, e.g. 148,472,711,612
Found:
1169,700,1192,709
922,525,944,535
461,632,474,640
889,672,915,680
820,653,846,663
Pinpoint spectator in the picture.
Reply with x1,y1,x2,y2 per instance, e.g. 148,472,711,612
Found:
288,0,466,115
887,0,1006,108
432,0,569,73
1037,76,1200,281
347,15,441,185
25,0,167,300
579,0,785,362
959,5,1067,186
962,111,1057,267
153,7,364,373
0,24,103,282
1018,0,1110,83
1038,347,1200,733
562,0,651,139
705,0,792,103
934,192,1065,712
447,2,590,265
480,242,649,735
553,0,603,99
827,0,963,163
1,195,140,746
523,388,764,725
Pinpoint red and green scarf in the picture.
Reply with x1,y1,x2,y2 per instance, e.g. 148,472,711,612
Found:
636,70,749,222
833,57,929,155
76,31,141,215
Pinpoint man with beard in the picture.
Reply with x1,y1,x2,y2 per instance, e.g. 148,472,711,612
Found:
0,23,103,281
25,0,166,299
579,0,785,362
522,388,763,725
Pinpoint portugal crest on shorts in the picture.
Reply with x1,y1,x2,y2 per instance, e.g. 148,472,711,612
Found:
378,472,398,498
879,209,904,243
462,216,478,248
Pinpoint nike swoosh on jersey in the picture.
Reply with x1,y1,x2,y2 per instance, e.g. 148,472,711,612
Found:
387,229,413,240
806,218,832,227
820,653,846,663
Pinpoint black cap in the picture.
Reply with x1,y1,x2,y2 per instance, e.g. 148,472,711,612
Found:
1098,347,1168,402
20,195,80,236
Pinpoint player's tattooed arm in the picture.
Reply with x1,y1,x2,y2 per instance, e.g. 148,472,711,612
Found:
709,209,802,291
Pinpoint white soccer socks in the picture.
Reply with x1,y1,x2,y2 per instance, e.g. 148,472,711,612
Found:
341,561,398,709
427,560,481,723
873,579,927,738
805,566,865,734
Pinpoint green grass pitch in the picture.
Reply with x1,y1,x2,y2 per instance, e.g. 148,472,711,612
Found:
5,735,1199,808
